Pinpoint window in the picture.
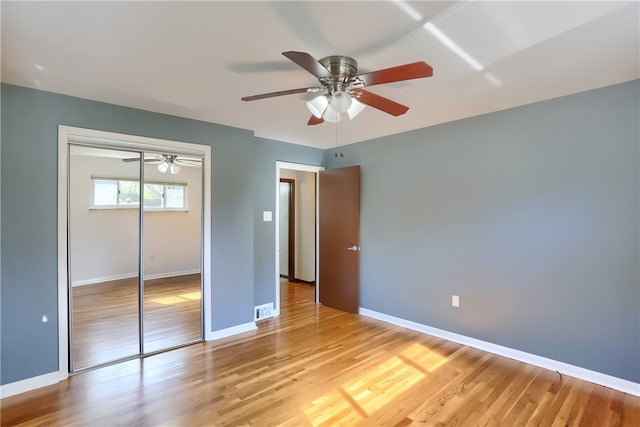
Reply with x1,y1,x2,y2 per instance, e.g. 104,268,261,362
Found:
91,178,187,210
119,180,140,206
93,179,119,206
165,185,186,209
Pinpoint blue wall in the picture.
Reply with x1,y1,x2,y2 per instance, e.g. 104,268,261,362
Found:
0,84,323,385
2,80,638,387
252,137,324,306
325,80,640,382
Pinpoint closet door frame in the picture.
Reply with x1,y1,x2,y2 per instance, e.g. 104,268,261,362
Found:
58,126,212,380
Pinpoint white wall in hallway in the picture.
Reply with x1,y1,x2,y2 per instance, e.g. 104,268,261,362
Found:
280,169,316,282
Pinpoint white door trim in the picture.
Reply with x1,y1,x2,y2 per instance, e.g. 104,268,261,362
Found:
275,161,324,314
57,125,213,381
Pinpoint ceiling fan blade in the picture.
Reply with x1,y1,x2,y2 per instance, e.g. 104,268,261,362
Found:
351,89,409,116
241,87,319,101
282,51,332,79
355,62,433,87
307,115,324,126
122,157,160,163
176,160,202,167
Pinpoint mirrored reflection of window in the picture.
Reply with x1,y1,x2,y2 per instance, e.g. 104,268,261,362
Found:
119,181,140,206
93,179,118,206
165,185,186,209
144,184,163,208
91,178,187,210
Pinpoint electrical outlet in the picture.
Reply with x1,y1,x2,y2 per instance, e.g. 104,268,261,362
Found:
452,295,460,308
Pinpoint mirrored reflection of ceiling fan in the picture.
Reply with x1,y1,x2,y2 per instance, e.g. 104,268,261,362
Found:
122,154,202,175
241,51,433,125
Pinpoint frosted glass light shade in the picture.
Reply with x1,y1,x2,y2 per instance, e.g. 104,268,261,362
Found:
307,92,362,122
347,98,366,120
157,161,169,173
169,163,180,174
329,91,352,113
306,95,329,118
322,107,342,123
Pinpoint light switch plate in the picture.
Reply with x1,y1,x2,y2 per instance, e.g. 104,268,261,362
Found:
263,211,273,222
452,295,460,308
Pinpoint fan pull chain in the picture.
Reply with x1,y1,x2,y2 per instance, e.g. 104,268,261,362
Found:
334,117,344,158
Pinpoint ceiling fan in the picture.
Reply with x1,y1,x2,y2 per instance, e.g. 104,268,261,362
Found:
241,51,433,125
123,154,201,174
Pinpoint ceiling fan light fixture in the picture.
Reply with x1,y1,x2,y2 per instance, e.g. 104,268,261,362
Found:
329,91,352,113
347,98,366,120
157,161,169,173
169,163,181,174
306,95,329,118
322,107,342,123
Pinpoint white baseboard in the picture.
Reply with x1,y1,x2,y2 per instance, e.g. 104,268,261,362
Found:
72,272,137,287
206,321,257,341
0,371,60,399
359,307,640,397
144,269,201,281
72,269,201,287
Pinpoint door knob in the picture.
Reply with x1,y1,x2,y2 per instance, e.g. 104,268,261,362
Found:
347,245,360,252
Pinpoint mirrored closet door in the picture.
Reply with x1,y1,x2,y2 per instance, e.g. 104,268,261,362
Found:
68,145,142,370
142,154,203,353
68,145,203,372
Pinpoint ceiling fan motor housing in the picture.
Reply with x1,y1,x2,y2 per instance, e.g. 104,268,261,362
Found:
319,56,358,93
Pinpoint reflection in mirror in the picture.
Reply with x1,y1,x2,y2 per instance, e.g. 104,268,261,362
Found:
69,145,141,370
142,153,203,353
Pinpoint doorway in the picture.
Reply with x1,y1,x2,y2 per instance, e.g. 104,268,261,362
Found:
279,179,295,282
58,126,212,378
275,162,323,314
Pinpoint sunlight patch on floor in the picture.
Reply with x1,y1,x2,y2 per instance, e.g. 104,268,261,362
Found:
150,292,201,305
304,389,364,426
304,342,450,425
401,342,449,372
151,296,188,305
343,355,425,414
179,291,201,300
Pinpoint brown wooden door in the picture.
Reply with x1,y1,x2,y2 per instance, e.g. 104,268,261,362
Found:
319,165,360,313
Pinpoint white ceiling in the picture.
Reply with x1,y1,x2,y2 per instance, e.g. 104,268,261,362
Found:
2,1,638,149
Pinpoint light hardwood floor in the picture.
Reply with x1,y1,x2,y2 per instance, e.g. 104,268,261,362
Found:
2,281,638,426
71,274,202,369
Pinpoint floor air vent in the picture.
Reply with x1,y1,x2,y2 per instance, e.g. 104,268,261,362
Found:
254,303,274,321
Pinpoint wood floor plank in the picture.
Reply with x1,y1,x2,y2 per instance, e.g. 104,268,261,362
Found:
2,280,639,426
71,274,202,369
